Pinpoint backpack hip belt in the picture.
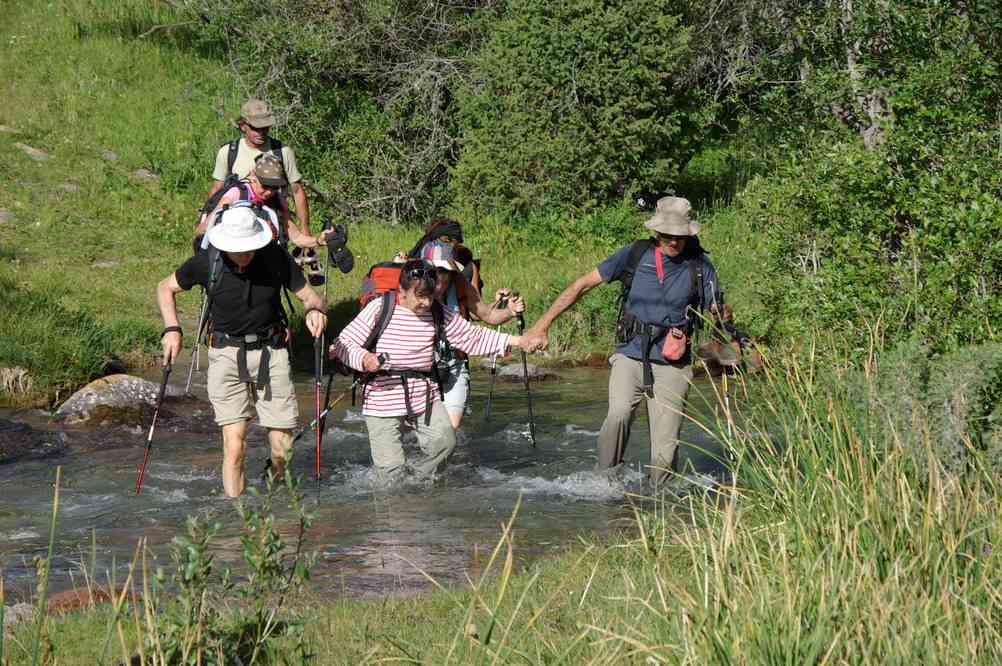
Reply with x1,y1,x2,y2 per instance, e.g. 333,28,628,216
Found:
210,325,287,387
364,368,438,425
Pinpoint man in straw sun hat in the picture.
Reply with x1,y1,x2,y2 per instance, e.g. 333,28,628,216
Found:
205,98,325,279
158,206,329,497
524,196,726,487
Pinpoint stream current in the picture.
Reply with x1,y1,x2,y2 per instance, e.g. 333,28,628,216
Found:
0,364,727,602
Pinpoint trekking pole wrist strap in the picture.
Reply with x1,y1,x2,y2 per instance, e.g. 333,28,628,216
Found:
161,326,183,339
304,307,328,318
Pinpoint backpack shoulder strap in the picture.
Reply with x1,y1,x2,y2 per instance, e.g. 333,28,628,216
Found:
206,246,224,298
620,238,656,293
270,138,286,175
431,300,451,355
226,139,241,177
363,291,396,352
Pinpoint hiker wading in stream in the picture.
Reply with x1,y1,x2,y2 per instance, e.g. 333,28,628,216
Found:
525,197,724,487
330,260,542,484
418,235,525,430
158,207,328,497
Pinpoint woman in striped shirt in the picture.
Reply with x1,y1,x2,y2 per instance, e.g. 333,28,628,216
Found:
332,260,540,484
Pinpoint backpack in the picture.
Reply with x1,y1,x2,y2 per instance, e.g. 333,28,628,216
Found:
224,137,286,180
616,237,707,338
200,138,287,216
345,290,450,413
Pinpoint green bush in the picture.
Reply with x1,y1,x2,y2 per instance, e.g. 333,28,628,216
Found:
452,0,713,213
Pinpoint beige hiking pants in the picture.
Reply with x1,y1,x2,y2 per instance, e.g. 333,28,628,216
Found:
597,353,693,486
363,401,456,484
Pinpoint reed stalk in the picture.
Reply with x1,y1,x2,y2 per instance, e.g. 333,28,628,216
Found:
30,465,60,666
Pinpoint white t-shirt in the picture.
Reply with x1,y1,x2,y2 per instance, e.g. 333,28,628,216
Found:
211,138,303,183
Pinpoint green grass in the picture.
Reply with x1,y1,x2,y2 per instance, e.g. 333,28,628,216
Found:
9,339,1002,663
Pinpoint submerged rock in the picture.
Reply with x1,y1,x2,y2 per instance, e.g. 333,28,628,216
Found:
496,363,559,383
55,374,180,425
0,418,67,464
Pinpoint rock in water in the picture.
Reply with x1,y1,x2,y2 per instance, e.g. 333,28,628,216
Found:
0,418,66,464
496,363,558,383
56,374,177,425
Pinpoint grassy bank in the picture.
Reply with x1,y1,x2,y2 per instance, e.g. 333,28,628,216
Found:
7,342,1002,663
0,0,764,406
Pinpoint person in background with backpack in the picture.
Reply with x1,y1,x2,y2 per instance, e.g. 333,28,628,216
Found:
524,197,724,488
205,98,323,280
158,206,329,498
420,240,526,430
195,154,332,261
330,260,539,485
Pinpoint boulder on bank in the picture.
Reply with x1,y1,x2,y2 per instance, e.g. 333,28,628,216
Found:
55,373,182,425
496,362,559,383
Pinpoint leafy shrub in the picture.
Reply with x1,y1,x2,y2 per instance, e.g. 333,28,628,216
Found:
452,0,713,213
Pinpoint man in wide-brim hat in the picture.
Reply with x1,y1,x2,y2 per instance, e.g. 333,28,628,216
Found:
157,206,330,497
524,196,726,487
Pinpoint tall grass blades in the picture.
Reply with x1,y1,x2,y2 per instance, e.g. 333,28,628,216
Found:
30,467,60,666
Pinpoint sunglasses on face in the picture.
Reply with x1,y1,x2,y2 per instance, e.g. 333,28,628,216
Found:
657,233,687,242
246,123,271,133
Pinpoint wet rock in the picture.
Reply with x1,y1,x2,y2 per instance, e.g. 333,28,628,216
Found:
0,418,67,464
58,182,80,193
55,374,180,425
0,209,10,224
90,260,118,269
101,148,119,162
3,602,36,630
13,142,49,161
0,125,19,134
131,168,159,182
497,363,559,383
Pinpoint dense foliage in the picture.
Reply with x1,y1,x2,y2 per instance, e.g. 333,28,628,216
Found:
165,0,1002,352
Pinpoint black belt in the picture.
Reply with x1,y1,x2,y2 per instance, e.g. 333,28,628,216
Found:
210,326,286,387
366,368,438,425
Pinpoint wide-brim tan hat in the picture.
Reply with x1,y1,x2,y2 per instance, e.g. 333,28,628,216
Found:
207,207,273,253
643,196,701,236
238,98,276,128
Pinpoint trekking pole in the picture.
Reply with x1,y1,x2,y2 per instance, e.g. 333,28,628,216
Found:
512,293,537,448
313,334,324,486
313,217,334,488
483,296,509,423
135,363,172,495
292,353,388,446
184,289,209,394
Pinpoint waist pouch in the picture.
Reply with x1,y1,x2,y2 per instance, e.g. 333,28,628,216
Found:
210,326,287,387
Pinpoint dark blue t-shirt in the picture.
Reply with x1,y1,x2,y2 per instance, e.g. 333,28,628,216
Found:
598,242,720,363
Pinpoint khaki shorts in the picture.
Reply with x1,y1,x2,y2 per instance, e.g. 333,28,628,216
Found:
206,345,299,429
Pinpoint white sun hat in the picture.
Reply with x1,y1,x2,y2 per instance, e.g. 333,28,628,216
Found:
206,206,274,252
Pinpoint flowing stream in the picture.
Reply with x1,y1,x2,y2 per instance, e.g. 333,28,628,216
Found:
0,364,729,602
